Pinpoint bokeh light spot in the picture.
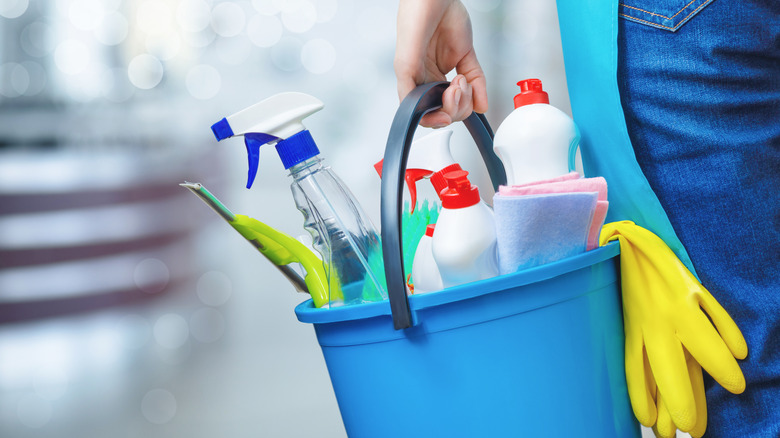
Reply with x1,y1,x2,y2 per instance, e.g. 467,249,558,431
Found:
21,61,46,96
186,65,221,100
177,0,211,32
211,2,246,37
33,367,69,401
117,314,152,350
301,38,336,74
271,37,303,72
281,0,317,33
216,36,253,65
137,0,173,36
314,0,338,23
182,28,217,48
21,21,54,58
133,257,169,292
190,308,225,343
69,0,104,31
127,54,164,90
146,32,182,61
252,0,283,16
141,389,177,424
0,0,29,19
153,314,189,349
0,63,30,97
196,271,232,306
94,11,128,46
16,394,52,428
54,40,90,75
247,14,282,48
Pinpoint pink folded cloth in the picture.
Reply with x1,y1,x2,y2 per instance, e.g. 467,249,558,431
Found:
498,173,609,250
509,171,581,188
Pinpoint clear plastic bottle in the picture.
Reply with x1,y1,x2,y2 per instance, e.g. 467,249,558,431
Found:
289,156,385,305
212,92,386,306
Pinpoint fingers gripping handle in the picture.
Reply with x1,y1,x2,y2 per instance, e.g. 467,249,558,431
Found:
380,81,507,330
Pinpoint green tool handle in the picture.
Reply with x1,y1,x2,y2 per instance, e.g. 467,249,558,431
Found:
230,215,331,308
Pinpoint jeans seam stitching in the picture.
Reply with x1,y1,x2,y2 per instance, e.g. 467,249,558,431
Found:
619,0,698,20
619,0,712,31
619,13,675,30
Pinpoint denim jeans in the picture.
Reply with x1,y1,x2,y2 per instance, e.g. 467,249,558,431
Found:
617,0,780,436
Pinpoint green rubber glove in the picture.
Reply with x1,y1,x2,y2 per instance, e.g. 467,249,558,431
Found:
600,221,748,432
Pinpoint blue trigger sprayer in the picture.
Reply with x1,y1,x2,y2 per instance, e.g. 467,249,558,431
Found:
211,92,387,306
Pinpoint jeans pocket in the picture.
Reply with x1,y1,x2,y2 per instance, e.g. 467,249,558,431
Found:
619,0,715,31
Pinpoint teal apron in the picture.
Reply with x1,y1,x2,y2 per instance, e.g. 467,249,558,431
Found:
556,0,697,275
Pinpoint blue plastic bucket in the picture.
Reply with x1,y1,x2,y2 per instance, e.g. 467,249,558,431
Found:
296,83,638,437
296,243,637,437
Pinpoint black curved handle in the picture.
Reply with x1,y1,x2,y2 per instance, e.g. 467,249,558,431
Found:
380,81,507,329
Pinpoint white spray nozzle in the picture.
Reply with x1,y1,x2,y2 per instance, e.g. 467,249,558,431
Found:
212,92,326,189
214,92,324,141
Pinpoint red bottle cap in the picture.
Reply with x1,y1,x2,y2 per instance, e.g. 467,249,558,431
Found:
425,223,435,237
513,79,549,108
440,170,480,209
429,163,462,198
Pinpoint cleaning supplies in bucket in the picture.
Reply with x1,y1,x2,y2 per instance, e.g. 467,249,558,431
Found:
411,224,442,293
374,128,462,212
493,79,581,185
180,182,331,307
494,173,609,274
498,171,609,250
433,170,498,288
600,221,747,436
211,92,386,306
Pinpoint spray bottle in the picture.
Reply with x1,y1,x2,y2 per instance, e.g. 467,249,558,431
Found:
493,79,580,185
374,129,462,212
432,170,498,288
211,92,386,306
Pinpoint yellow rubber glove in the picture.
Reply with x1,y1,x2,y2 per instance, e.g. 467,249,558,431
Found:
600,221,748,432
652,349,707,438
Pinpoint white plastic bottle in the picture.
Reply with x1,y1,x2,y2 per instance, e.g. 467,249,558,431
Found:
493,79,580,185
412,224,443,294
432,170,498,288
374,128,462,211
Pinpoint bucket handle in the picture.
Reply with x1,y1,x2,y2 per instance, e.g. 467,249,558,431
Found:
380,81,507,330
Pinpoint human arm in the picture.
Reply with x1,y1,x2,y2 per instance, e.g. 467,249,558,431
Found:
394,0,488,128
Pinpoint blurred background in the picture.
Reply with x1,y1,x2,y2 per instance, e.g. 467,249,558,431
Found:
0,0,666,436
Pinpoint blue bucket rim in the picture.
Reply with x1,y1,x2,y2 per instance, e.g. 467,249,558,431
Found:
295,242,620,324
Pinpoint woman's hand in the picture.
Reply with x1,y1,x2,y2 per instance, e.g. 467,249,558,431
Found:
394,0,488,128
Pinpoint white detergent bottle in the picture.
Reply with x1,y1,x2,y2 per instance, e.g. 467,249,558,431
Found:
432,170,498,288
211,92,385,306
411,224,443,294
374,129,462,211
493,79,580,185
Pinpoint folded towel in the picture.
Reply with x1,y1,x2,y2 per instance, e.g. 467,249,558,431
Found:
509,171,581,188
493,192,598,275
498,175,608,250
589,200,609,251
